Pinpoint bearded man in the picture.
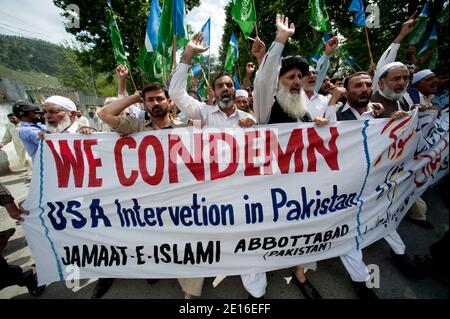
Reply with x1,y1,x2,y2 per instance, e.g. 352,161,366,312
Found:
371,64,435,231
371,62,411,115
252,14,328,300
253,14,327,127
169,34,256,129
169,32,260,299
42,96,79,134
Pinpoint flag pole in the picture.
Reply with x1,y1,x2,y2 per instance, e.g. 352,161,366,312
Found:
162,55,167,84
252,0,259,38
173,35,177,71
208,48,212,85
235,61,241,85
128,65,139,92
254,23,259,38
200,66,211,88
364,26,374,65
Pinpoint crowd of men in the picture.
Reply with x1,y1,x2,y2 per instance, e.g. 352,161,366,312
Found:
0,13,448,299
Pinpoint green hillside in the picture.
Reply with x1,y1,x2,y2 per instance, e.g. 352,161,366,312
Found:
0,35,117,95
0,64,61,87
0,35,64,75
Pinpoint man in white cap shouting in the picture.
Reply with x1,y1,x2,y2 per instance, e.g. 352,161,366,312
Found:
42,96,84,134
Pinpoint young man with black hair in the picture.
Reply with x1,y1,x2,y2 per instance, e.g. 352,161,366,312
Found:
98,83,203,299
12,101,46,162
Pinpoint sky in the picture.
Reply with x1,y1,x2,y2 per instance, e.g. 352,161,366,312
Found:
0,0,230,56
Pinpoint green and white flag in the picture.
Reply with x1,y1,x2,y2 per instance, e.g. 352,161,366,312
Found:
424,47,439,70
157,0,188,74
309,0,332,33
157,0,175,76
418,26,437,57
105,0,128,67
232,0,256,38
418,26,438,70
224,33,239,73
137,0,163,83
407,2,429,46
138,48,163,83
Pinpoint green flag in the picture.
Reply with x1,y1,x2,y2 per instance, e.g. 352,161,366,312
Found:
418,26,437,57
224,33,239,73
105,3,128,67
137,48,163,83
157,0,174,75
309,0,332,33
137,0,163,83
340,47,357,70
232,0,256,38
196,66,209,101
157,0,188,74
407,2,429,46
418,26,439,70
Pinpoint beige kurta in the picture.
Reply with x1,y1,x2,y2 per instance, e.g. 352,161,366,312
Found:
1,123,32,176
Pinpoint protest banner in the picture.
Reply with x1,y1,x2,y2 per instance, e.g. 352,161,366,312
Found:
22,109,448,285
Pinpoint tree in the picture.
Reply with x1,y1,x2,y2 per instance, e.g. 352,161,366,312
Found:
53,0,201,87
219,0,448,78
56,48,93,94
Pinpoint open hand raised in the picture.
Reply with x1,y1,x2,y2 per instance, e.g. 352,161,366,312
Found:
275,14,295,44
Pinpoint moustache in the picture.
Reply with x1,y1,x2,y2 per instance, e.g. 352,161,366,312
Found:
358,93,369,99
151,104,163,111
221,92,231,99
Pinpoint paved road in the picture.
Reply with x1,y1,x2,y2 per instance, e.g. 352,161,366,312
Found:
1,170,448,299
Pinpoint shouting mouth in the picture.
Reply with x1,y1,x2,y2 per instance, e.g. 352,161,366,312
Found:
221,93,231,102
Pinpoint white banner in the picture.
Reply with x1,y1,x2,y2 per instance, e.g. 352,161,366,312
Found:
22,109,449,285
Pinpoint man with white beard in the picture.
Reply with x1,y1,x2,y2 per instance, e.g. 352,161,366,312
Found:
332,71,427,288
253,14,328,127
371,62,411,116
42,96,80,134
252,14,327,300
371,64,435,231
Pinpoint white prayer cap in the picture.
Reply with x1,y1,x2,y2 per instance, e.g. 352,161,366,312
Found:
379,62,408,78
412,69,435,85
44,96,77,113
236,89,248,98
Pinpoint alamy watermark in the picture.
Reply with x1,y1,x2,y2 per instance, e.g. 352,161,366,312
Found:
65,265,80,291
65,4,80,29
365,4,380,29
366,264,380,288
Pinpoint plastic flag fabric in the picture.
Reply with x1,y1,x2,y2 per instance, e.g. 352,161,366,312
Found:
232,0,256,38
348,0,366,27
407,2,429,46
309,0,332,33
224,33,239,73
